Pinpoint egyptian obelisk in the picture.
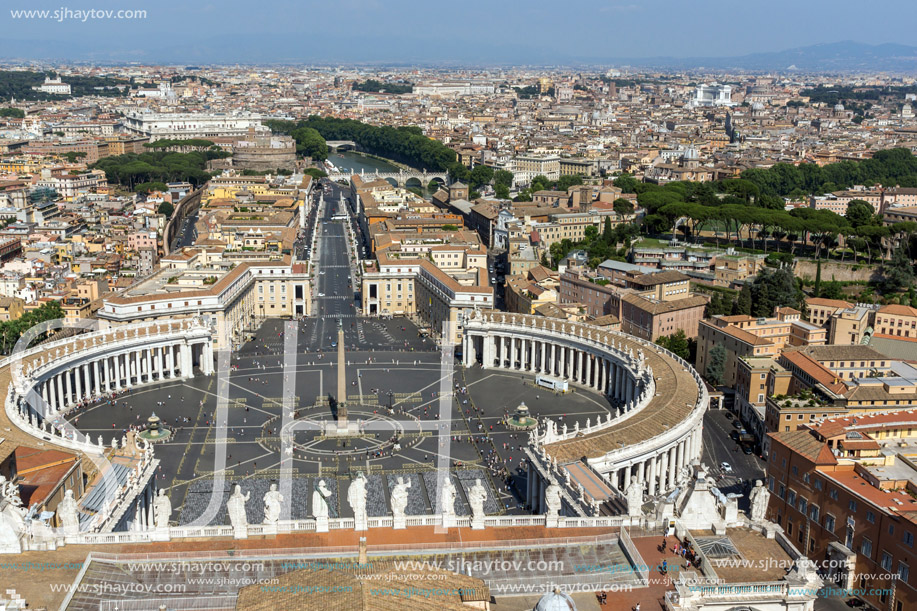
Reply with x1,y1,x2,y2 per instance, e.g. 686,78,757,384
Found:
336,319,348,428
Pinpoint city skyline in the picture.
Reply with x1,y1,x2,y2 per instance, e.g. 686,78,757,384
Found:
0,0,915,68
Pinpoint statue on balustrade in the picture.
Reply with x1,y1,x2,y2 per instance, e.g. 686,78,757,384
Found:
58,489,80,535
263,483,284,525
749,480,770,522
625,477,644,518
226,484,250,535
348,473,368,531
154,489,172,529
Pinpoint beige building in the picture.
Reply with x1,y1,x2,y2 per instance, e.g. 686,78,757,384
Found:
696,309,827,387
98,249,311,349
361,251,493,341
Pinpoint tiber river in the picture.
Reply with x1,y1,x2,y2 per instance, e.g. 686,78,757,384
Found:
325,151,437,197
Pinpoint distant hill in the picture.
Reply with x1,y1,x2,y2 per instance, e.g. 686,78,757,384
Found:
604,41,917,73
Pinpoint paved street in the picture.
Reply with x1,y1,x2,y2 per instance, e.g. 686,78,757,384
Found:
701,408,766,508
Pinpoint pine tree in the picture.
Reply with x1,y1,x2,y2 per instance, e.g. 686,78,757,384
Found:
706,344,727,386
733,285,752,316
814,259,822,298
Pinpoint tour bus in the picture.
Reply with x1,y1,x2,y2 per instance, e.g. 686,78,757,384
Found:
535,375,568,392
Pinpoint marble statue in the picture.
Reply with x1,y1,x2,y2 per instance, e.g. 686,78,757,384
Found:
154,489,171,529
263,484,283,525
441,477,456,524
0,487,25,553
348,473,368,531
390,476,411,528
59,489,79,535
313,479,331,519
469,478,487,529
226,484,250,537
545,483,562,517
749,480,770,522
625,477,644,518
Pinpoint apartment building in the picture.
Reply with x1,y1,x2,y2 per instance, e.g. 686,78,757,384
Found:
696,309,827,388
767,414,917,611
361,251,493,341
98,250,311,349
558,269,625,319
874,304,917,340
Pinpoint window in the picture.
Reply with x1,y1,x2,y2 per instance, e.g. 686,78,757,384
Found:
866,511,876,524
861,538,873,558
792,465,798,476
803,472,809,483
830,488,839,501
899,561,910,583
809,505,819,522
889,524,895,536
814,479,823,491
849,500,858,512
904,531,914,547
787,490,796,506
825,514,836,531
881,552,893,571
798,498,807,514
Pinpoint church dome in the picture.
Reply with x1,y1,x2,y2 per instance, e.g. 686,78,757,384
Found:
752,102,764,111
834,103,845,111
683,146,700,160
534,588,577,611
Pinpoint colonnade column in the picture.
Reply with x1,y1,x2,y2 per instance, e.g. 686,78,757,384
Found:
93,360,101,395
675,441,685,480
74,367,82,404
667,446,677,489
540,341,546,374
63,372,72,407
648,455,658,496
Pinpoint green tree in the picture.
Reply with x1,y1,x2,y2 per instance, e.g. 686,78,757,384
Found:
733,284,752,316
706,344,727,386
602,217,613,243
557,174,583,191
613,198,634,216
134,181,168,194
303,168,328,180
531,175,551,193
157,201,175,217
883,246,915,293
613,173,638,193
448,162,470,183
845,200,876,229
494,184,510,199
657,330,690,360
469,165,494,189
290,126,329,161
0,107,24,118
493,170,514,188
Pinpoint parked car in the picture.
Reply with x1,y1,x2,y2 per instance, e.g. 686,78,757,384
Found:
720,462,733,474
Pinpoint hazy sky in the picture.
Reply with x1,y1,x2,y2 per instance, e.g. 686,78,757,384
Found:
2,0,916,63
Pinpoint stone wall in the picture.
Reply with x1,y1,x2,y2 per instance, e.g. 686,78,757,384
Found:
793,260,882,283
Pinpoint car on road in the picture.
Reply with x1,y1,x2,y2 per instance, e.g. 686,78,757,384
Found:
720,462,733,473
732,420,743,429
743,445,754,455
318,292,325,297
